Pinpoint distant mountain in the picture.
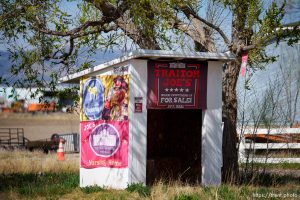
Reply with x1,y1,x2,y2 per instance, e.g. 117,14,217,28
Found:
90,50,122,64
0,49,123,86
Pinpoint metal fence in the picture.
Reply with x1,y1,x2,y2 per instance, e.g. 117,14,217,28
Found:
59,133,79,153
239,128,300,163
0,128,26,148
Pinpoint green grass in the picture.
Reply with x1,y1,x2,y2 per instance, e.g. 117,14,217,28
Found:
126,183,151,197
81,185,104,194
241,172,300,186
0,172,299,199
0,173,78,199
174,194,200,200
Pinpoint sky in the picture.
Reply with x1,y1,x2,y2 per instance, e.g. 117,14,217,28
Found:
283,0,300,24
1,0,299,53
0,1,299,79
0,0,299,123
235,0,300,124
237,41,300,124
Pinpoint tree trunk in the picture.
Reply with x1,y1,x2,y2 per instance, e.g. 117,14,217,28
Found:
221,1,249,182
221,59,241,183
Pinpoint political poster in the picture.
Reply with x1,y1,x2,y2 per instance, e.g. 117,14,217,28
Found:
147,61,207,109
80,75,129,121
80,120,128,168
80,74,130,169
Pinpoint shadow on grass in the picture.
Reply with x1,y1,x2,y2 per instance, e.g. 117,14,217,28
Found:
240,171,300,186
0,173,78,198
1,171,299,199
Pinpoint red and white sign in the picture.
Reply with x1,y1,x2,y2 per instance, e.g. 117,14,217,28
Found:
147,61,207,109
240,53,248,77
80,120,128,168
134,97,143,113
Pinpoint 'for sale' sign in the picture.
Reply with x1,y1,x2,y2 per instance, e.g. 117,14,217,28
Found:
147,61,207,109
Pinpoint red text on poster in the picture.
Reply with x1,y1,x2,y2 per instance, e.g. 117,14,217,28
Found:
80,120,128,168
147,61,207,109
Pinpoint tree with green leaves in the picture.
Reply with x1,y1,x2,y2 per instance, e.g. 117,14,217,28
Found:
1,0,299,182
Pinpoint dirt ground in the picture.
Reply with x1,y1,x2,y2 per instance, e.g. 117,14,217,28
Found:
0,112,80,140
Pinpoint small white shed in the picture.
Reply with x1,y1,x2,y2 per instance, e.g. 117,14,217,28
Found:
60,50,235,188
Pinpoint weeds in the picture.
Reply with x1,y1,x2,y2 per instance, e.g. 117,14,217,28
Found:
0,172,299,199
174,194,200,200
0,173,78,198
241,172,300,186
0,149,79,174
0,150,299,199
126,183,151,197
81,185,104,194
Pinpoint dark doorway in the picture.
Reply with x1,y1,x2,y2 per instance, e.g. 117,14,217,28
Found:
146,109,202,184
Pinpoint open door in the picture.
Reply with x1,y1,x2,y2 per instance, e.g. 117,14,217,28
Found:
147,109,202,184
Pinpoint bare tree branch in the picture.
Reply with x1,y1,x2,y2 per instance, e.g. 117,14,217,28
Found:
31,0,129,38
178,4,231,47
46,38,74,61
173,18,216,52
32,20,105,37
72,24,118,39
116,16,161,49
85,0,129,21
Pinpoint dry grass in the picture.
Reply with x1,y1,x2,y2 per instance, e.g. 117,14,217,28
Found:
148,181,204,199
147,181,246,200
147,182,300,200
60,188,141,200
1,149,300,199
0,149,79,174
4,189,141,200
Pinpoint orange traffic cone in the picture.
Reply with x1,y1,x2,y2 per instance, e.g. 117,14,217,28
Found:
57,138,65,161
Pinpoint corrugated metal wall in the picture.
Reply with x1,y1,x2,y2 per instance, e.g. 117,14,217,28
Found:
59,133,79,153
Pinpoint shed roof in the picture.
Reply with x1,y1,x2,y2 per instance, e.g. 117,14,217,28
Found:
59,49,235,83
